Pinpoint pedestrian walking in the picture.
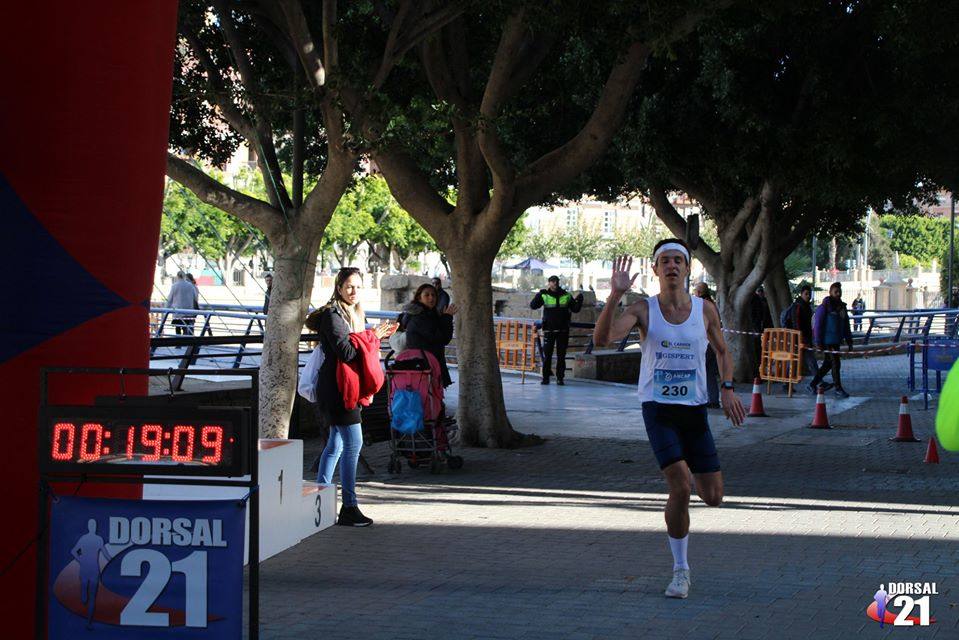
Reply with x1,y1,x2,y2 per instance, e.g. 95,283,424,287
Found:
782,284,825,391
431,276,451,314
530,275,584,385
693,283,721,407
810,282,853,398
165,271,198,335
305,267,395,527
593,240,746,599
184,273,199,334
749,286,773,377
851,293,865,332
263,273,273,314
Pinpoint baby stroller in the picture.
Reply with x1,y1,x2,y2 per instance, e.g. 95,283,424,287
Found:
385,349,463,474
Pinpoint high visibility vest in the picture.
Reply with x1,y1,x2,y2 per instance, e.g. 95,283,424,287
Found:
542,292,572,308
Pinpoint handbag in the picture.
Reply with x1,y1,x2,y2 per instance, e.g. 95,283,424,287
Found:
297,345,325,402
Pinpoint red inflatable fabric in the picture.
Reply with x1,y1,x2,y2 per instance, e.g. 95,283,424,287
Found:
0,2,179,636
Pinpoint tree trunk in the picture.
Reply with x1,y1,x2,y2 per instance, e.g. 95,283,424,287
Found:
715,284,760,382
764,261,792,326
447,248,516,447
259,230,321,438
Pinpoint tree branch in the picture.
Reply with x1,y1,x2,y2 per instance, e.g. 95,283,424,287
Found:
418,23,488,214
214,0,292,211
277,0,326,90
167,154,283,239
734,181,777,288
370,0,413,89
515,41,652,209
322,0,338,72
372,147,454,242
514,1,730,210
480,9,530,118
299,149,355,228
389,1,469,70
649,185,721,275
778,205,819,257
722,190,760,249
183,33,257,142
275,0,350,212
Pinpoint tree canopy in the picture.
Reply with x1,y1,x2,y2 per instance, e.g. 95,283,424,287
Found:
575,0,959,375
880,214,951,266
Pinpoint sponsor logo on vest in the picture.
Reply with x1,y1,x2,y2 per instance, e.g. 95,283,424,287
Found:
655,352,696,361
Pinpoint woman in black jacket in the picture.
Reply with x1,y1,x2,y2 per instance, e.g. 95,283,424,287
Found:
399,283,458,387
305,267,393,527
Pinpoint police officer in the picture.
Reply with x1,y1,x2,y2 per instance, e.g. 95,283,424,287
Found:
530,275,584,385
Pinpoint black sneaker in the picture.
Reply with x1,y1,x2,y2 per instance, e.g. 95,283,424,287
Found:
834,388,850,399
556,379,565,386
541,378,550,385
337,505,373,527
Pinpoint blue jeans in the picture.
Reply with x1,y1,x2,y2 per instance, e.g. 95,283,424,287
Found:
316,423,363,507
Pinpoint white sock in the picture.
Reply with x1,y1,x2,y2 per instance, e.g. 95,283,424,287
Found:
668,535,689,571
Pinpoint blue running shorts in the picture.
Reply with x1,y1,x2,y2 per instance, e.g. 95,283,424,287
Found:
641,401,720,473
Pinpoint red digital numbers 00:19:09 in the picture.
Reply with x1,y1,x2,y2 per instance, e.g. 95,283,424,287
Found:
50,422,226,465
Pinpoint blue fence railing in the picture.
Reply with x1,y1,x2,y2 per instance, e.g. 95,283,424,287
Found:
149,305,958,387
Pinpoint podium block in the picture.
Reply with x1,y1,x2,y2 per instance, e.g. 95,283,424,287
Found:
300,481,337,540
142,439,337,562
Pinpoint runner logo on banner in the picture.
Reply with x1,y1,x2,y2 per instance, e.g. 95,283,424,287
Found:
47,496,245,639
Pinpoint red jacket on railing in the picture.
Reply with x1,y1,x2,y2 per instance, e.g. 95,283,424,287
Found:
337,329,385,410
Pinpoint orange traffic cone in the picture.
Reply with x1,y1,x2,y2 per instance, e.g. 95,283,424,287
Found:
809,386,831,429
890,396,920,442
748,377,768,417
925,437,940,463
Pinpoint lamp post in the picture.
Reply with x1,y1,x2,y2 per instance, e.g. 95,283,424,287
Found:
949,192,956,308
811,235,817,294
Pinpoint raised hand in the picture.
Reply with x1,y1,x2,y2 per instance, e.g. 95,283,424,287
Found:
444,303,459,316
373,321,396,339
610,255,639,296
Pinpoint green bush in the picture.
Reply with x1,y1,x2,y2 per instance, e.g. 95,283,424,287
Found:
898,254,920,269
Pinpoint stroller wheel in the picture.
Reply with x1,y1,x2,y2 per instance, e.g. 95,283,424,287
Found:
447,455,464,470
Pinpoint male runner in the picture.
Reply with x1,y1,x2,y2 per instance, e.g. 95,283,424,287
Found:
71,518,112,628
593,239,746,598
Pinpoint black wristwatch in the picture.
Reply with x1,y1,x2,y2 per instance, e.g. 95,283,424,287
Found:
721,381,735,390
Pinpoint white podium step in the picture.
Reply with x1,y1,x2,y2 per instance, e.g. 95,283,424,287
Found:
142,439,338,562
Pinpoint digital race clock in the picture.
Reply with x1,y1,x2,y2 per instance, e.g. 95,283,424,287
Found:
38,405,250,476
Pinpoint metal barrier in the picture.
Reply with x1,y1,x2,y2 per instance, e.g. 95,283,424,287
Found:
494,320,538,383
760,329,803,395
150,305,958,385
149,307,401,389
859,309,959,345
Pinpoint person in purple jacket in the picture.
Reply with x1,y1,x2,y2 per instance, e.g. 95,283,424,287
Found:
810,282,854,398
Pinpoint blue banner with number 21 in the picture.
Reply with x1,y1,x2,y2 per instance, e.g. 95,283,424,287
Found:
47,496,245,639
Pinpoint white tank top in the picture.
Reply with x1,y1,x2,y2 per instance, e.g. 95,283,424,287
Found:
637,295,709,405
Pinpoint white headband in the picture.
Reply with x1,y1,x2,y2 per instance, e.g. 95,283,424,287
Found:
653,242,690,263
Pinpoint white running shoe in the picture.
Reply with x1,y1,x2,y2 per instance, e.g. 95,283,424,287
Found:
664,569,691,598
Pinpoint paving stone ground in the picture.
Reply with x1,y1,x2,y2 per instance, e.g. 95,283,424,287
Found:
247,353,958,639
